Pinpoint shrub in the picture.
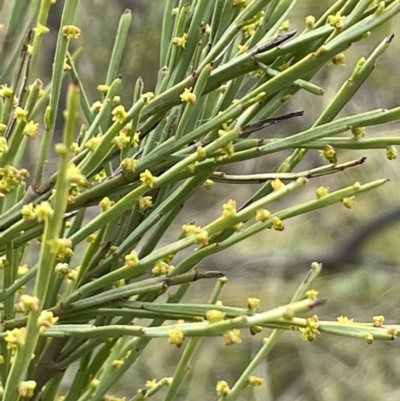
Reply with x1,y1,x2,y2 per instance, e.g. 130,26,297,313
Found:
0,0,399,400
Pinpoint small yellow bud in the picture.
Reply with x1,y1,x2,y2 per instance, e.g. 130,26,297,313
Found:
112,359,124,367
125,250,139,267
19,380,37,398
197,146,206,158
331,53,345,66
37,310,59,333
249,325,262,335
386,145,397,160
62,24,81,39
305,15,315,28
34,202,54,222
365,333,374,344
327,12,344,29
372,315,385,328
146,379,157,388
255,209,271,222
206,309,226,323
99,197,113,211
171,33,188,48
85,135,102,150
152,260,172,276
121,157,138,172
168,327,184,347
316,186,329,199
222,199,237,218
351,126,365,137
138,196,153,211
271,216,284,231
203,179,214,189
248,376,263,387
19,295,40,312
223,329,242,345
216,380,230,396
97,85,110,94
247,298,260,311
283,308,294,320
271,178,285,191
23,120,39,138
91,100,103,113
319,144,337,163
279,19,290,31
305,289,319,300
337,315,354,324
33,23,50,35
342,196,356,209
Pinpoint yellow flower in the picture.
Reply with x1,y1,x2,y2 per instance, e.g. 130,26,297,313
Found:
386,146,397,160
171,33,188,48
14,107,29,123
21,203,36,221
138,196,153,211
337,315,354,324
140,169,156,187
351,126,365,137
279,19,290,31
19,381,37,398
5,328,26,350
299,315,320,341
342,196,356,209
37,310,59,333
255,209,271,222
223,329,242,345
222,199,237,218
372,315,385,327
180,87,196,103
34,23,50,35
327,12,344,29
248,376,263,387
271,178,285,191
120,157,138,172
131,131,140,147
152,260,172,275
113,130,131,149
316,186,329,199
62,24,81,39
0,137,8,156
168,327,184,347
305,289,319,300
23,120,39,138
125,250,139,267
0,84,13,97
206,309,226,323
146,379,157,388
305,15,315,28
19,295,40,312
111,105,127,124
247,298,260,311
85,135,102,150
271,216,284,231
34,202,54,222
216,380,230,396
97,85,110,94
99,197,113,211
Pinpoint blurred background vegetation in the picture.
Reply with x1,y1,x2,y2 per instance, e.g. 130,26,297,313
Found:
1,1,400,400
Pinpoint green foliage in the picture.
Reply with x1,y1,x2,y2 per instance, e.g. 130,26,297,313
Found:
0,0,399,400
